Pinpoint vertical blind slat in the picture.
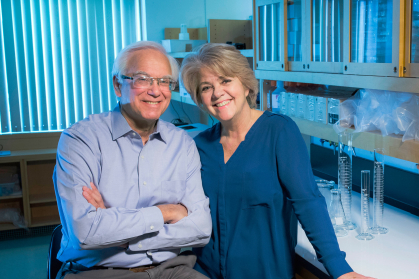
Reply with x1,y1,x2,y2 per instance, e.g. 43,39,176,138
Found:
76,0,91,118
112,0,122,57
104,0,116,110
31,0,49,131
3,0,22,132
86,0,100,114
68,0,83,122
40,0,57,130
0,0,11,133
12,0,31,132
58,0,75,127
95,0,109,113
21,0,39,131
50,0,66,131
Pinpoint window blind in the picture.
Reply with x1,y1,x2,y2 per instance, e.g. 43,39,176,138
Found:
0,0,141,134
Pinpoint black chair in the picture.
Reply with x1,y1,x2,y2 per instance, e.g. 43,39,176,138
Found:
48,224,63,279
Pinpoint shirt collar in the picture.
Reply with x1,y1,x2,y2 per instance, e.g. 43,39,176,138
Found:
111,103,167,144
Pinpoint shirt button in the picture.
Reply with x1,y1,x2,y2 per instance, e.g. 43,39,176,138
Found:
132,132,135,136
138,243,142,248
150,225,154,230
143,181,147,185
141,155,144,159
147,251,152,256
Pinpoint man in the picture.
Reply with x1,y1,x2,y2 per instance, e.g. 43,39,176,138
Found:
53,41,212,279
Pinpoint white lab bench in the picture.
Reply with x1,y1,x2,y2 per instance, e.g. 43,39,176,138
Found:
296,178,419,279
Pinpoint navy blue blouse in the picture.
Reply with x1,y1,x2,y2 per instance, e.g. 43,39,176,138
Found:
193,111,353,279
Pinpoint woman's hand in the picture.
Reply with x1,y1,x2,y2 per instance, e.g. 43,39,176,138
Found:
82,182,106,209
338,272,376,279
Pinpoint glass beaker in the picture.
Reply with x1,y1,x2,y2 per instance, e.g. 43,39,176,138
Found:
338,132,356,230
328,189,348,237
356,170,374,241
370,148,388,234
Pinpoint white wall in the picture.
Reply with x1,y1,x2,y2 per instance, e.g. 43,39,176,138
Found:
144,0,206,42
144,0,253,43
205,0,253,21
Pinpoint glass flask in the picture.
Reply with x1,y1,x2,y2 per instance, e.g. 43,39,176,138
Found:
338,132,356,230
350,0,393,63
356,170,374,240
370,148,388,234
328,189,348,237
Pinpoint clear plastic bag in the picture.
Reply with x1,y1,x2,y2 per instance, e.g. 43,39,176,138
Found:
0,208,28,230
334,89,419,142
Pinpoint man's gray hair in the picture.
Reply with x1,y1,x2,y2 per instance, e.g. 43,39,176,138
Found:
112,41,179,83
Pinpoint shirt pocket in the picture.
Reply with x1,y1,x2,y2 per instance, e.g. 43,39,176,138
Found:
161,180,187,204
241,171,278,210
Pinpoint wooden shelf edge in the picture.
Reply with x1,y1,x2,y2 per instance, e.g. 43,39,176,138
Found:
29,193,56,204
290,116,419,163
30,216,60,227
0,223,21,231
0,194,23,200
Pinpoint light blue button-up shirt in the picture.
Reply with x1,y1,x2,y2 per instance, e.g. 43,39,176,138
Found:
53,104,212,268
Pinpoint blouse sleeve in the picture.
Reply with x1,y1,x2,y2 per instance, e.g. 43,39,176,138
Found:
275,116,353,279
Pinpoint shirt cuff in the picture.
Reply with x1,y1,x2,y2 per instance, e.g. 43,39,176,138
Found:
140,206,164,234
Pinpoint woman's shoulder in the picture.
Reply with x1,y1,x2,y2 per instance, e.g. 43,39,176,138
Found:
193,123,220,147
261,111,297,131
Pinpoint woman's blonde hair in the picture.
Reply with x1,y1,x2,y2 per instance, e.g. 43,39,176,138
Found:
180,43,258,108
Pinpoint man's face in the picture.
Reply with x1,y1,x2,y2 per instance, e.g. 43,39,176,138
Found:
114,49,172,125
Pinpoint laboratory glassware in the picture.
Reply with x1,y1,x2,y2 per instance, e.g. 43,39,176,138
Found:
312,0,343,63
287,0,302,62
350,0,393,63
338,132,356,230
370,148,388,234
259,3,281,62
316,179,335,188
328,189,348,237
356,170,374,241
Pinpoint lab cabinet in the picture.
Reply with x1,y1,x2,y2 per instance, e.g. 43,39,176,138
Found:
343,0,400,76
256,0,287,71
255,0,403,76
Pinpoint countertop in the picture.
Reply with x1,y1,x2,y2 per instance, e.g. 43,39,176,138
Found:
296,178,419,279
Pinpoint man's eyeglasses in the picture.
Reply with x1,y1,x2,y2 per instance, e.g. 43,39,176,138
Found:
121,74,177,91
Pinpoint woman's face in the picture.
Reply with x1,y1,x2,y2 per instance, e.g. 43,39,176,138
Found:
198,68,250,123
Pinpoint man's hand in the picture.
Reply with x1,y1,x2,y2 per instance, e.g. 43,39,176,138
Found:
156,204,188,224
82,182,106,209
338,272,376,279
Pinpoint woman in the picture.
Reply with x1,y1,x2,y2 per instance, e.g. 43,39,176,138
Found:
180,43,373,279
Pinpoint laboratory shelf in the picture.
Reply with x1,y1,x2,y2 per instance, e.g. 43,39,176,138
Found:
255,70,419,95
290,116,419,164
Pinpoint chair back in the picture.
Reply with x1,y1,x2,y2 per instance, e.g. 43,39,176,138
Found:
47,224,63,279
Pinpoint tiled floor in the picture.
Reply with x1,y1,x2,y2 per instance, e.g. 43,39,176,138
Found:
0,234,51,279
